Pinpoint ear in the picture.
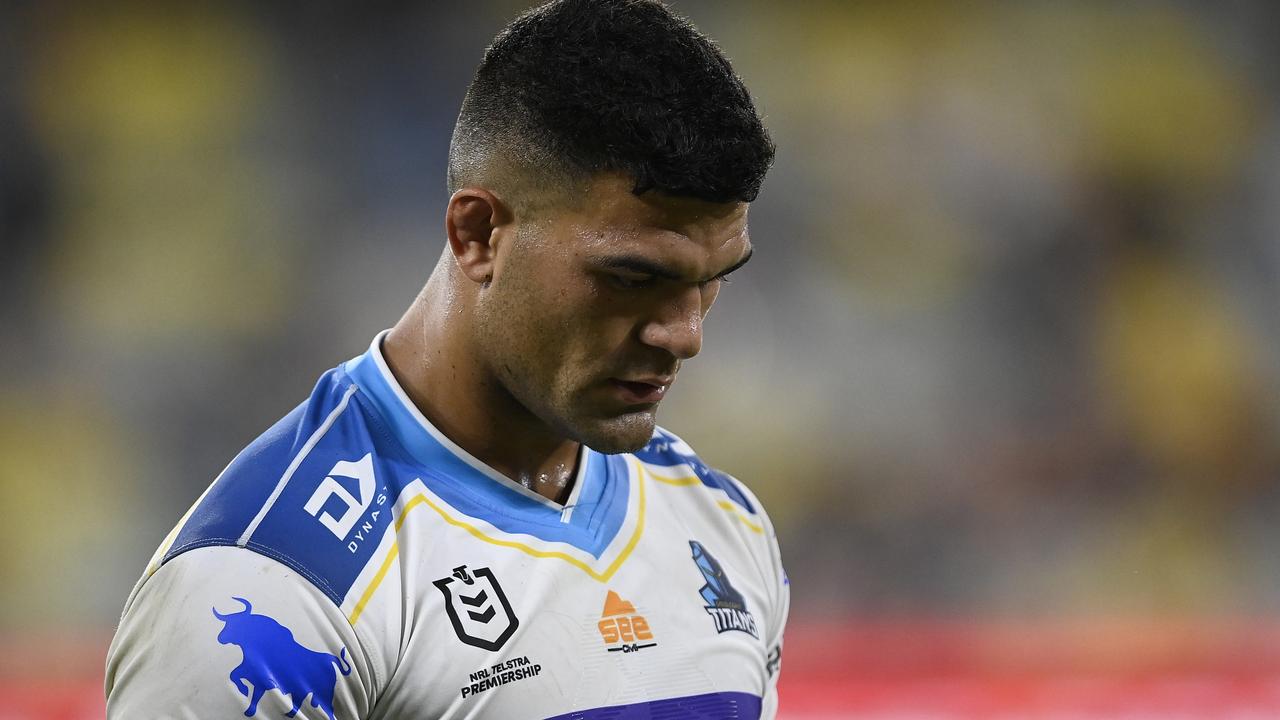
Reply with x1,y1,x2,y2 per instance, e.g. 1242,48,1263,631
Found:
445,188,513,285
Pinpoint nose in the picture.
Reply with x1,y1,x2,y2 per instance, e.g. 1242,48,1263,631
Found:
637,286,705,360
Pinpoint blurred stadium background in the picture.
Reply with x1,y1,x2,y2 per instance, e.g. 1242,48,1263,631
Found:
2,1,1279,717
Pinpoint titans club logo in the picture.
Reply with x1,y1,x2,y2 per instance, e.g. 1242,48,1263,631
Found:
433,565,520,651
689,540,759,639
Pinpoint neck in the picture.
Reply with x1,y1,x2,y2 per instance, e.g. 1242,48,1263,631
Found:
382,266,580,504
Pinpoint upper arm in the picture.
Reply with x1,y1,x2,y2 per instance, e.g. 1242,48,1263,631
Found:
759,520,789,720
724,473,789,719
106,546,377,720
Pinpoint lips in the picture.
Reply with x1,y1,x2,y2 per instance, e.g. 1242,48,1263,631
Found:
609,377,671,405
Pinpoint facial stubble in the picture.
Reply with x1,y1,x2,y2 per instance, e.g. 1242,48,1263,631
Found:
473,257,659,456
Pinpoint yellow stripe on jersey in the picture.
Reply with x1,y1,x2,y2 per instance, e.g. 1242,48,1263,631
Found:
147,522,185,578
716,500,764,534
647,472,700,486
348,461,648,625
348,542,400,625
648,468,764,534
147,478,220,577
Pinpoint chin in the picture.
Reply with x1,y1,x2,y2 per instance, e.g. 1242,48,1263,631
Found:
574,411,657,455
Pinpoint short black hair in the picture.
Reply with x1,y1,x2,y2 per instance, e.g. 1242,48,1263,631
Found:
448,0,774,206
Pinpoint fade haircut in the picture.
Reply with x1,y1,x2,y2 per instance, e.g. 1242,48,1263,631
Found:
447,0,774,210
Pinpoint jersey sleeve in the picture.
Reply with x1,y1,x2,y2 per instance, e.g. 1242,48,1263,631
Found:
106,545,377,720
727,473,790,720
758,507,789,720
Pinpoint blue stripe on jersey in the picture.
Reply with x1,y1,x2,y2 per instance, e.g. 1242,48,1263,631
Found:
345,343,629,557
163,336,638,607
543,692,762,719
165,401,310,554
633,428,755,514
164,369,385,604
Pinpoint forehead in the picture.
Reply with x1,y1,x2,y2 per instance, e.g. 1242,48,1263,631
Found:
562,174,751,260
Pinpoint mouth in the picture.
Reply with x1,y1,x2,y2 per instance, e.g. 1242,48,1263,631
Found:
608,376,672,406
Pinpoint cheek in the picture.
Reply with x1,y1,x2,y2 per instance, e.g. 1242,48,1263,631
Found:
481,278,557,361
517,292,606,360
548,309,639,383
503,275,644,378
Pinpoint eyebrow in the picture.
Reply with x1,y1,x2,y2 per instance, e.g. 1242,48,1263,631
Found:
594,247,754,284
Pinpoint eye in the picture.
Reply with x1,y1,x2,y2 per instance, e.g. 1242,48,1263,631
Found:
609,273,655,290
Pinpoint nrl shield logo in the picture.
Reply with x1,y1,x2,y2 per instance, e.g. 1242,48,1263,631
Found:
433,565,519,651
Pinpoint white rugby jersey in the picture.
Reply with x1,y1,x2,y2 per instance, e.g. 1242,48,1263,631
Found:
106,332,788,719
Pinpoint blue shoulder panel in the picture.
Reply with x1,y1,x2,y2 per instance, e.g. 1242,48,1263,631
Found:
164,367,401,606
163,345,642,608
165,402,309,553
633,427,755,514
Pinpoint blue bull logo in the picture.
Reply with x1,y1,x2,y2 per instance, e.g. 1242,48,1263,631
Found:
212,597,352,719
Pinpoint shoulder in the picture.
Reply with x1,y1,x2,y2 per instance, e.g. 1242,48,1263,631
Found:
107,545,375,719
632,425,760,517
633,426,789,641
160,365,406,608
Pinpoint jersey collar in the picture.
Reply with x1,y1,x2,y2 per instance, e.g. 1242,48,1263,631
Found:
343,331,635,560
343,330,602,513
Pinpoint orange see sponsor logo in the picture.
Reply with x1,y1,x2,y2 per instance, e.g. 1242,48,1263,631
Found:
597,591,655,650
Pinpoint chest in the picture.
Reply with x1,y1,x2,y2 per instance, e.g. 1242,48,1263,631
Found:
372,496,771,719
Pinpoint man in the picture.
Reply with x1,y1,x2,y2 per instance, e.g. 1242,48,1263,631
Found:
106,0,788,717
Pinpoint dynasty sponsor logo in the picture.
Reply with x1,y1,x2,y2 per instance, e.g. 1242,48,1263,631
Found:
459,656,542,699
597,590,656,653
303,454,390,555
689,540,759,639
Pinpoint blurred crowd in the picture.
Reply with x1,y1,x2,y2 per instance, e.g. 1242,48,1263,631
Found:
1,0,1278,641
